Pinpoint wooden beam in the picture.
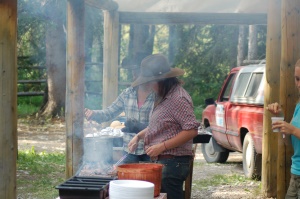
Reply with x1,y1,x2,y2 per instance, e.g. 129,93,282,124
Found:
278,0,300,198
262,0,281,197
103,10,119,125
119,12,267,25
84,0,118,11
0,0,18,198
66,0,85,178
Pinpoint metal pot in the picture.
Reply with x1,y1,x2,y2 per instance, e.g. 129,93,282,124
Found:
83,136,114,164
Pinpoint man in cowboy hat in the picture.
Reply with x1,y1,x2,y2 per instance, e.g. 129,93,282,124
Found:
84,52,155,164
128,54,200,199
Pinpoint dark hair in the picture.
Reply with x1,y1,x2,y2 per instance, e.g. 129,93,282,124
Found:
157,77,182,99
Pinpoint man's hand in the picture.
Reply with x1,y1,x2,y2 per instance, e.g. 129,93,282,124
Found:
84,108,94,121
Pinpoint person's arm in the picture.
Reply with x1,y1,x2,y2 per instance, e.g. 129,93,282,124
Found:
266,102,283,115
145,129,198,157
128,127,148,152
273,118,300,138
84,89,128,123
266,102,294,145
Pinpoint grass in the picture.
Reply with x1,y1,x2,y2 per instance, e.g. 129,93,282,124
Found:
194,173,252,188
17,147,65,199
18,96,43,117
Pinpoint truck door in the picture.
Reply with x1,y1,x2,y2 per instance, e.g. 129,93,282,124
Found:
213,72,236,148
226,72,264,151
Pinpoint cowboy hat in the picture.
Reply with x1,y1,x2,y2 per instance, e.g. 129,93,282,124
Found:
131,54,185,87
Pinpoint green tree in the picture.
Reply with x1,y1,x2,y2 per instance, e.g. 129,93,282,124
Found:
172,24,266,118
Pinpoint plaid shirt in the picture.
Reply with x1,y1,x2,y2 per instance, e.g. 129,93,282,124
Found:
93,87,155,155
145,85,200,156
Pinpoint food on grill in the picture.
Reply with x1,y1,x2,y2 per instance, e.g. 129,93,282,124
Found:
77,162,117,177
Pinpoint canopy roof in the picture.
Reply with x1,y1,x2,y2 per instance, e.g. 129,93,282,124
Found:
115,0,267,14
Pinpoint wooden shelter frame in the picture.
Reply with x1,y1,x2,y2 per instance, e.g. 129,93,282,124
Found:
1,0,299,198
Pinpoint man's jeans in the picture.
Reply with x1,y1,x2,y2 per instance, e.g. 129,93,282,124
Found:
155,156,191,199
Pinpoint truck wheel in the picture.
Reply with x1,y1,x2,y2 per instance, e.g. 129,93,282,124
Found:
242,133,261,179
201,138,229,163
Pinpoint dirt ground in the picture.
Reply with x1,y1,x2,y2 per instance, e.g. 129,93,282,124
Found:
17,118,273,199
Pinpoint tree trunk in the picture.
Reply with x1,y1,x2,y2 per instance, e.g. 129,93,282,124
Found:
126,24,155,82
129,24,154,59
248,25,258,60
40,1,66,117
237,25,246,66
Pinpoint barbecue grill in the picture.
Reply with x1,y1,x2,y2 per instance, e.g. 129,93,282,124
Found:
56,176,116,199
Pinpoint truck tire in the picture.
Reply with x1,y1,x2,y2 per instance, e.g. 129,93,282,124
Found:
201,138,229,163
242,133,261,179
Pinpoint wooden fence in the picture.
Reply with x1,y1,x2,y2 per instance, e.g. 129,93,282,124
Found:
17,63,132,97
17,66,46,97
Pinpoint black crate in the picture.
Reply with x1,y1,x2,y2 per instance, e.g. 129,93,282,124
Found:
56,176,116,199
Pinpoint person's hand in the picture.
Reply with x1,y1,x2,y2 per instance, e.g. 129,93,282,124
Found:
128,136,139,153
273,120,296,135
266,102,282,115
84,108,94,121
145,143,165,158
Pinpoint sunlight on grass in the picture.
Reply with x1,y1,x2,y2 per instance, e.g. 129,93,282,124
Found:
17,147,65,199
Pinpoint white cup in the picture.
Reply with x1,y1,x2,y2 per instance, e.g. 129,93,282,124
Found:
271,117,284,132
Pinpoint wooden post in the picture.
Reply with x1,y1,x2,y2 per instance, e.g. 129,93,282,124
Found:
65,0,85,178
103,10,119,110
262,0,281,197
0,0,18,198
248,25,258,60
279,1,300,198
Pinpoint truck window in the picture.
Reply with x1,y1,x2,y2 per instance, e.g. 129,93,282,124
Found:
221,73,235,102
233,72,263,98
234,73,251,97
245,73,263,97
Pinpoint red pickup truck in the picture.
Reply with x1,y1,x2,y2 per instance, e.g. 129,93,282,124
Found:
201,63,265,178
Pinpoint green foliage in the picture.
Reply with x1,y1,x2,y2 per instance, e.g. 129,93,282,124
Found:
172,24,267,112
194,105,204,120
120,25,131,61
17,148,65,199
153,25,170,55
256,25,267,59
18,0,47,65
174,25,236,109
18,96,43,117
